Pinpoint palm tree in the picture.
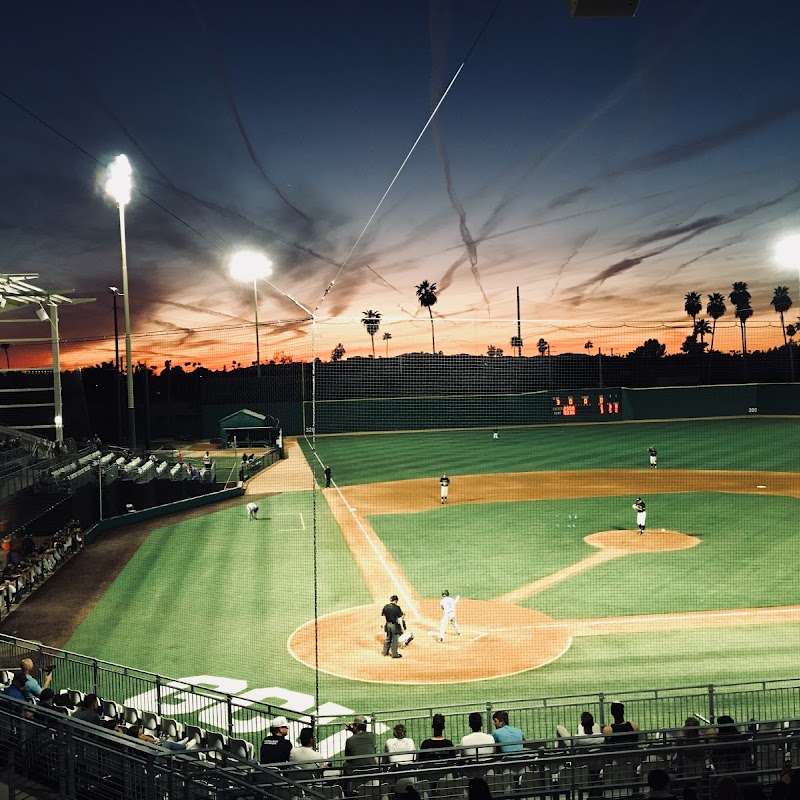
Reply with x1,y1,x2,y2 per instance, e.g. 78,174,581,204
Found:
706,293,726,353
584,341,594,353
331,343,345,362
415,280,438,354
0,343,9,369
729,282,752,355
694,319,712,346
361,310,381,358
537,338,549,356
684,291,702,332
382,331,392,358
770,286,793,347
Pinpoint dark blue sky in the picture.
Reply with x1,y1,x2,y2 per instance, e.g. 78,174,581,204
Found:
2,0,800,366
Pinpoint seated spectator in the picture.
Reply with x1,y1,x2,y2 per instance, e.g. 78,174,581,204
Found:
38,688,68,715
709,716,750,774
20,531,35,558
72,693,103,725
261,716,293,764
717,777,744,800
385,723,416,764
460,711,495,758
492,710,524,753
394,777,421,800
289,727,329,771
20,657,53,701
419,713,454,761
126,723,186,752
770,766,800,800
2,672,30,703
646,769,678,800
343,714,378,773
603,702,640,748
557,711,604,747
670,717,706,775
468,777,493,800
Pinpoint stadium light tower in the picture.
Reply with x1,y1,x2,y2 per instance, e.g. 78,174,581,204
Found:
105,155,136,450
229,250,273,377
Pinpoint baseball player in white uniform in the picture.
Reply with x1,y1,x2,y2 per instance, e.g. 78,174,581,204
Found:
648,446,658,468
246,501,259,519
438,590,461,642
439,474,450,504
633,497,646,535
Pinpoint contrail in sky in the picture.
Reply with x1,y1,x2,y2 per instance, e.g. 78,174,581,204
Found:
428,0,489,310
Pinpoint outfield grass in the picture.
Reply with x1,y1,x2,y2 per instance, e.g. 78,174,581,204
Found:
300,418,800,485
63,417,800,718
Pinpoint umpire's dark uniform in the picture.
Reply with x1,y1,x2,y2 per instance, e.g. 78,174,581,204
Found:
381,595,404,658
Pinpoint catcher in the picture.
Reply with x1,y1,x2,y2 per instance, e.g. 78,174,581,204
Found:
399,618,414,649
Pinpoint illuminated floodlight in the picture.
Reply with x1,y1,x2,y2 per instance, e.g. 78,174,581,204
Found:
105,154,133,206
229,250,273,283
54,415,63,427
774,234,800,269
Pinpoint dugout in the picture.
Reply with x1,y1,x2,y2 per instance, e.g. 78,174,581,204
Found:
218,409,281,449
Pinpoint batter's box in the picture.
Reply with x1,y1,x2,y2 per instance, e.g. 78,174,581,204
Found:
272,512,307,532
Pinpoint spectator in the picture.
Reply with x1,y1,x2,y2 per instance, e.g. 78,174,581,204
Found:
2,672,29,703
419,713,454,761
37,688,68,716
717,777,744,800
603,702,640,747
492,710,524,753
344,714,378,773
289,728,329,770
394,777,421,800
73,694,103,726
260,716,293,764
646,769,678,800
19,657,53,701
770,766,800,800
468,777,493,800
557,711,604,747
384,723,416,764
671,717,706,776
460,711,495,758
709,716,750,774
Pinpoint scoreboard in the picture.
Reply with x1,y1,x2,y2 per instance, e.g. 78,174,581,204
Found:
552,392,621,419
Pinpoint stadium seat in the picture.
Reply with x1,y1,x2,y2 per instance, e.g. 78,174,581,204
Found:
65,688,84,707
142,711,162,737
101,698,121,722
0,670,13,686
205,730,228,761
227,737,255,761
161,717,184,741
185,724,207,748
123,705,142,726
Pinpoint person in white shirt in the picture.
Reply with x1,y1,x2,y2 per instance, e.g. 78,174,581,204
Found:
459,712,495,759
246,501,259,519
438,590,461,642
556,711,605,747
289,728,329,770
384,723,416,763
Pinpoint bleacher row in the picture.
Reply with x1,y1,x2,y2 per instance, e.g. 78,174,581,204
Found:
0,522,83,615
4,664,800,800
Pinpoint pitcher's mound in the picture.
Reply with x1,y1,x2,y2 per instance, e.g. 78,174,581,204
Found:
585,530,700,552
288,599,571,684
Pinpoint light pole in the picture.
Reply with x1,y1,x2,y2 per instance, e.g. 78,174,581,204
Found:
774,234,800,383
105,155,136,450
229,251,273,377
109,287,122,371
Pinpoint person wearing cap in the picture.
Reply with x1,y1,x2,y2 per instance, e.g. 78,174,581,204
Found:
260,716,293,764
343,715,378,773
381,595,405,658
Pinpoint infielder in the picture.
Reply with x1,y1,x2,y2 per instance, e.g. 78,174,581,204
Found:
439,474,450,504
633,497,646,535
648,446,658,468
246,501,259,520
438,590,461,642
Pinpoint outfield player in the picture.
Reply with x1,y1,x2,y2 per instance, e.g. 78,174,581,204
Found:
633,497,646,535
492,428,499,440
438,590,461,642
439,474,450,504
648,446,658,468
247,501,259,520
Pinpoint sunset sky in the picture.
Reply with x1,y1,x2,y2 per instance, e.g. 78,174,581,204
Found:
1,0,800,369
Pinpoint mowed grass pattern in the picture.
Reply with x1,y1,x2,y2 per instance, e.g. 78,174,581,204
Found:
63,417,800,711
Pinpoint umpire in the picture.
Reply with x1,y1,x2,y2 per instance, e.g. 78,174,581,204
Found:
381,595,405,659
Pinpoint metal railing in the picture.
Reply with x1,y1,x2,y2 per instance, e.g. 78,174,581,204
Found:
2,633,799,761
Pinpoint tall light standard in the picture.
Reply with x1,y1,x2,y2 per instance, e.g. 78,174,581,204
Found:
229,250,273,377
109,286,123,444
105,155,136,449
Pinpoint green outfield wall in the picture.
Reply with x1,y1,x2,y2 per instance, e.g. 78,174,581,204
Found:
300,383,800,434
